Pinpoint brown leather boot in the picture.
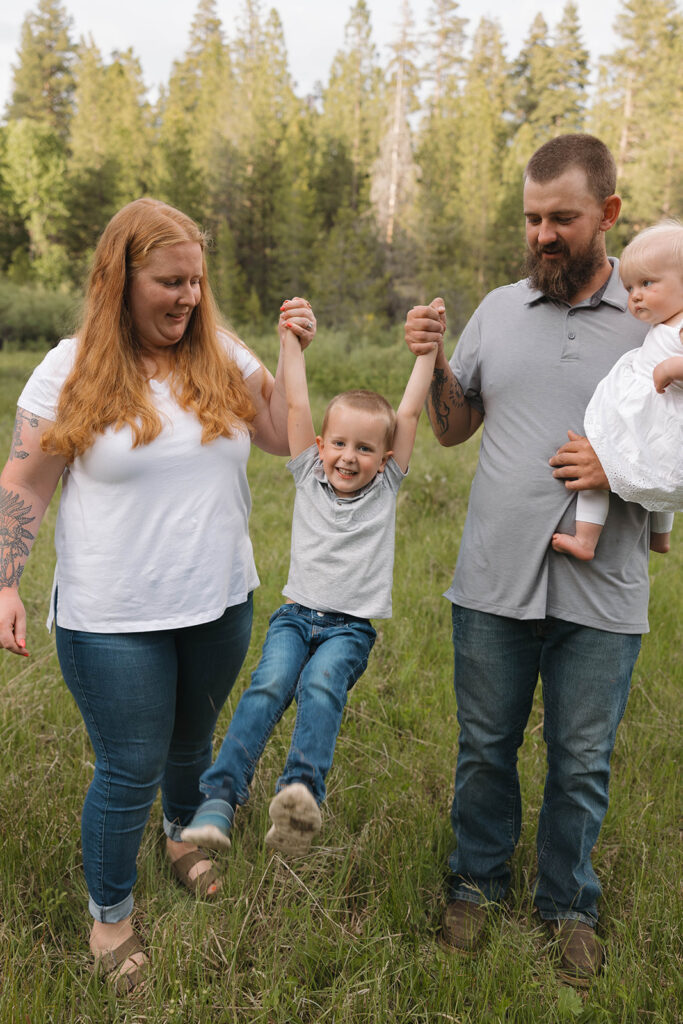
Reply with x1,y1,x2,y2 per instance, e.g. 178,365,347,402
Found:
547,919,603,986
438,899,488,954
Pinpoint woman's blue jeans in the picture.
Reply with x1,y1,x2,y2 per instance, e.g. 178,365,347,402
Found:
56,595,252,923
200,603,376,809
449,604,641,925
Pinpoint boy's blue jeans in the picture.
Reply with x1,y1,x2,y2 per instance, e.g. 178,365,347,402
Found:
55,596,253,923
448,604,641,925
200,603,376,809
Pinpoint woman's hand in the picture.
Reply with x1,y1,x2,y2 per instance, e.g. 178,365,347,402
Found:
0,589,29,657
279,298,316,350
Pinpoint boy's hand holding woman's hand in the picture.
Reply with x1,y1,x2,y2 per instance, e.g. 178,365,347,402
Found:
279,298,316,349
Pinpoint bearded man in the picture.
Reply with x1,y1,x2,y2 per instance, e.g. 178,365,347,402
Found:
405,135,650,984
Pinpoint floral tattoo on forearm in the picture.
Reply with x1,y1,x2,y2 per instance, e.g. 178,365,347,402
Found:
429,368,466,438
0,487,35,589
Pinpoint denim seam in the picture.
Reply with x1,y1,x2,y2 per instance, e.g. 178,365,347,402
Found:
64,629,112,914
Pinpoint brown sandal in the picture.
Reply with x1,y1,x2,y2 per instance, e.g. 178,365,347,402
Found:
170,847,221,897
93,932,148,994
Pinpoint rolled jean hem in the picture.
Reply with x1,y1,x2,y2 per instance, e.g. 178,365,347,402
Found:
536,907,597,927
89,892,134,924
163,814,186,843
450,882,495,906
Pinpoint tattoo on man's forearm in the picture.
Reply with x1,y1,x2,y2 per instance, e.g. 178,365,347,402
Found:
9,409,39,462
429,368,466,437
0,487,35,588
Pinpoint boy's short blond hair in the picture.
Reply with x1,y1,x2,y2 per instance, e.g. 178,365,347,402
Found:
321,389,396,450
619,220,683,281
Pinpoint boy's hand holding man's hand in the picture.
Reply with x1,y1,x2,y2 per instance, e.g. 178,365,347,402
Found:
405,297,446,356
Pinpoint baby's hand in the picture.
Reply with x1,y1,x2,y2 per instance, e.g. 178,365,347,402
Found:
653,359,673,393
279,298,316,350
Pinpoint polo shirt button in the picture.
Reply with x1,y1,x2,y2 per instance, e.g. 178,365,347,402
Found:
568,331,576,340
568,309,576,316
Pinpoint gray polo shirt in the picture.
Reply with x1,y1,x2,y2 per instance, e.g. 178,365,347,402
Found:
446,259,650,633
283,444,406,619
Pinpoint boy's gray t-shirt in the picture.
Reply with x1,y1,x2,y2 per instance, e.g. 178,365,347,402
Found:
283,444,406,619
446,260,651,634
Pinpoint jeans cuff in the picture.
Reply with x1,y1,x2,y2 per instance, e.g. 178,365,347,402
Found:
536,908,597,927
163,814,186,843
89,892,134,923
450,881,492,906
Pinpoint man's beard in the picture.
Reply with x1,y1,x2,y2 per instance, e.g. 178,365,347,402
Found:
525,232,604,303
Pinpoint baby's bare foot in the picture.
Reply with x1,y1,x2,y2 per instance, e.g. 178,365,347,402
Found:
552,532,596,561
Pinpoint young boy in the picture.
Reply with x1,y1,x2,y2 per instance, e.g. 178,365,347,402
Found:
181,302,438,857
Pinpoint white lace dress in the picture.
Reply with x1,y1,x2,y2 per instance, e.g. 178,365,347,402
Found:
584,320,683,512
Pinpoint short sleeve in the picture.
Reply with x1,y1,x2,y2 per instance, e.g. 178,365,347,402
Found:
381,455,407,495
449,311,484,416
286,443,319,484
220,332,260,380
17,337,77,420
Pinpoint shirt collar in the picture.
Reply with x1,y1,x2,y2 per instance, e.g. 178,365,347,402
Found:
524,258,628,311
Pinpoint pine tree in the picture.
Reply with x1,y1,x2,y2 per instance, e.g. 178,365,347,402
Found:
318,0,384,214
452,18,511,311
590,0,683,236
551,1,590,131
5,0,75,138
156,0,235,223
414,0,468,306
371,0,420,249
0,128,31,277
228,1,308,314
3,118,69,284
423,0,468,112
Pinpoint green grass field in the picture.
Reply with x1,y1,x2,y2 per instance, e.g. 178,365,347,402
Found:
0,342,680,1023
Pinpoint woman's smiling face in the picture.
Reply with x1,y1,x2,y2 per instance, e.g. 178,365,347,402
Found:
128,241,203,364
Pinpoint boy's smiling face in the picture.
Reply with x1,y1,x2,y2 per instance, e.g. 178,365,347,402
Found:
316,403,392,498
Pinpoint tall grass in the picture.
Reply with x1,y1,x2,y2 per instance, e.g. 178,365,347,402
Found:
0,341,680,1023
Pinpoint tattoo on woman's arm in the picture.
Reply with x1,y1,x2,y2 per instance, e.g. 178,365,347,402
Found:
0,488,35,588
429,368,465,437
9,409,39,462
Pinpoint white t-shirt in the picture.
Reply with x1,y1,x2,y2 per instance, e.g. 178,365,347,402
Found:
19,336,261,632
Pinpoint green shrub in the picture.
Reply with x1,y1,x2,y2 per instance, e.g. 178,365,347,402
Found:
0,276,79,349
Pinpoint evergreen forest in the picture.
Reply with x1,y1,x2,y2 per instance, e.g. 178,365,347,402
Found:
1,0,682,341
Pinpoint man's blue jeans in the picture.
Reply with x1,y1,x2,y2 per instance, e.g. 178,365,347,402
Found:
449,604,641,925
56,596,253,923
200,603,376,808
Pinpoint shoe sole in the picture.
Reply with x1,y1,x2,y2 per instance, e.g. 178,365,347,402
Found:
265,784,321,857
436,932,478,956
180,823,231,850
556,967,594,988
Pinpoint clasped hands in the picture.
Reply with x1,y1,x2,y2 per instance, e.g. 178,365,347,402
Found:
279,298,316,348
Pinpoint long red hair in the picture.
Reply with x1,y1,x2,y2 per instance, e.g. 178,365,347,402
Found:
42,198,256,461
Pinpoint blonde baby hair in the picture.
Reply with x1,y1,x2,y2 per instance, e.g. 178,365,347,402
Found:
619,220,683,282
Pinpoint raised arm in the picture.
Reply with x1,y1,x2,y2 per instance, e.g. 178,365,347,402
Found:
0,409,66,656
391,344,438,472
280,323,316,459
404,298,482,446
248,297,317,456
